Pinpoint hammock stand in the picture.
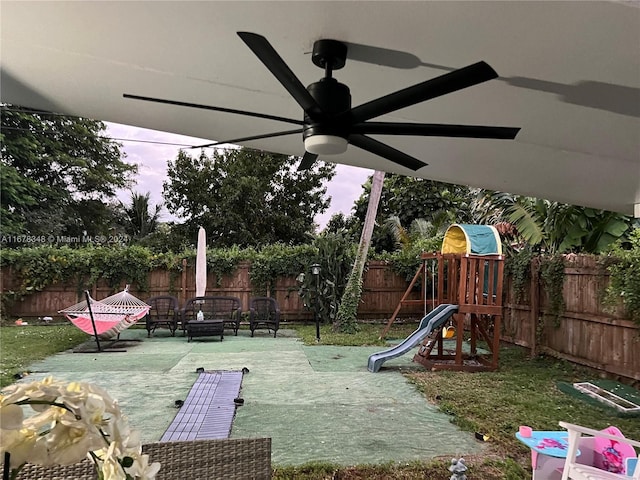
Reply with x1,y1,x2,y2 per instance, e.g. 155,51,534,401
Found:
59,286,150,352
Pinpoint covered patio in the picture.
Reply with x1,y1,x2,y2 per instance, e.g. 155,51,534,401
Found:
1,1,638,217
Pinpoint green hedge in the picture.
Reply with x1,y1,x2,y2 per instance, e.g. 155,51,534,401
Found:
5,236,636,326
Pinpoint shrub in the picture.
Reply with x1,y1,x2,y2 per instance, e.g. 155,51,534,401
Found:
603,227,640,325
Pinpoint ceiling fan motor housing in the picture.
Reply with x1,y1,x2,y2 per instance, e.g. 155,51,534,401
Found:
304,38,351,150
303,78,351,141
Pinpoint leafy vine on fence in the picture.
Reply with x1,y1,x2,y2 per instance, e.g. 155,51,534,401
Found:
603,227,640,326
248,243,318,295
504,248,534,303
207,245,256,286
539,254,566,326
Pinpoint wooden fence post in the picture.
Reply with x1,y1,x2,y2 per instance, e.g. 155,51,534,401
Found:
530,257,540,358
181,258,187,303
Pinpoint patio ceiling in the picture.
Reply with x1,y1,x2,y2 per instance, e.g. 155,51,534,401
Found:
1,1,638,216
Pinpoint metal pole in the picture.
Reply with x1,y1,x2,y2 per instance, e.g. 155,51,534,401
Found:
4,452,11,480
85,290,102,352
315,273,320,342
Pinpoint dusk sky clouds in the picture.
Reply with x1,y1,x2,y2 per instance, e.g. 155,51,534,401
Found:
106,123,373,229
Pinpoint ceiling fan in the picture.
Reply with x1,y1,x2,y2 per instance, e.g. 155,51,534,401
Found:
124,32,520,171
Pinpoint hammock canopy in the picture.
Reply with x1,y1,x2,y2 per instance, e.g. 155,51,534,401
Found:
441,224,502,255
59,287,150,338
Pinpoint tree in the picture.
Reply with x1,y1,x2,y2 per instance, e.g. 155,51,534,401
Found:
120,191,162,240
384,213,450,250
296,232,356,327
0,165,39,235
163,148,336,247
335,170,385,333
0,105,135,238
348,174,475,252
472,191,636,254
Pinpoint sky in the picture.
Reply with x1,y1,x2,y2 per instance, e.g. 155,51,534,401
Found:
106,123,373,230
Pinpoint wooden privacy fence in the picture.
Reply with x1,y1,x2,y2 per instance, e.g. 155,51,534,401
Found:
2,255,637,381
501,255,639,382
0,261,423,323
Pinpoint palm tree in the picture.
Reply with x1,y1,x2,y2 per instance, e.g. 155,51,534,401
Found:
120,191,162,239
335,170,385,333
384,211,451,250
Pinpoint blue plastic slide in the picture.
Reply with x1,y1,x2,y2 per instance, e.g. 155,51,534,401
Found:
367,304,459,373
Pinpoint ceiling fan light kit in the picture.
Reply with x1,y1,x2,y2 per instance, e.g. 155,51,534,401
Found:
124,32,519,171
304,134,349,155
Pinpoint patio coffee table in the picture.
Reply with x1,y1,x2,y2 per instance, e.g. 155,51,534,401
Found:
186,319,224,342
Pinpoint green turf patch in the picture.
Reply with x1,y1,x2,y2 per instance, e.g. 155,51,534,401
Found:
557,380,640,417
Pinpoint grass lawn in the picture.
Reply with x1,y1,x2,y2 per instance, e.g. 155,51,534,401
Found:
0,325,89,387
279,324,640,479
1,323,638,479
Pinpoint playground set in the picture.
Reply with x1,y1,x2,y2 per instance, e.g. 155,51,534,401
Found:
368,224,505,373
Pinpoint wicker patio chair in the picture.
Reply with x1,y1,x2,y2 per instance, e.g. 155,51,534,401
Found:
249,297,280,338
145,295,180,337
1,437,272,480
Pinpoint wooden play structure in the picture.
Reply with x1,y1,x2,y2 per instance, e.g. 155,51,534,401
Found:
382,224,505,372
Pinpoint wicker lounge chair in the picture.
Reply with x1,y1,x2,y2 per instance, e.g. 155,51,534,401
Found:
249,297,280,338
145,295,180,337
1,437,272,480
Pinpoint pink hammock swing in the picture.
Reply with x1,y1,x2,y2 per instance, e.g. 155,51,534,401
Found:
59,286,150,340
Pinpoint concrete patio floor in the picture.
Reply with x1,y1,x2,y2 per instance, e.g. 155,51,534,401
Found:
24,327,484,466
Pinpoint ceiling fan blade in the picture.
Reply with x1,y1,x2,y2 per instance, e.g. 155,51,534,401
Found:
191,129,302,149
346,61,498,124
238,32,324,119
349,135,427,171
297,151,319,171
123,93,303,125
353,122,520,139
